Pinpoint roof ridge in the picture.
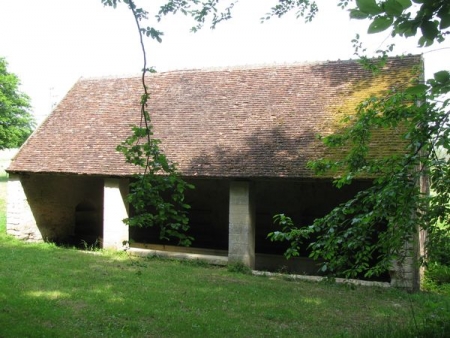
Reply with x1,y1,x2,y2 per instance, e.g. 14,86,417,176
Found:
79,54,422,81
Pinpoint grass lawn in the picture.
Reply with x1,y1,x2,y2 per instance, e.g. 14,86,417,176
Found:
0,178,449,337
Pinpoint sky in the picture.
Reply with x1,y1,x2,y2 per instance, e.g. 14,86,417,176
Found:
0,0,449,124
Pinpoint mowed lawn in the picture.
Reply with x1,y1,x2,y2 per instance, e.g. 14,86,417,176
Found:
0,176,449,337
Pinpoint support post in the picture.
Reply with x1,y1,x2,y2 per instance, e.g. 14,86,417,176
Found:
228,181,255,268
103,178,129,250
390,157,429,291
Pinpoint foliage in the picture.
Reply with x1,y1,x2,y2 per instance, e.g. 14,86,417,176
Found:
106,0,448,49
109,0,194,246
426,263,450,285
348,0,450,47
80,239,101,251
270,67,450,278
116,116,194,246
0,57,35,149
99,0,450,48
427,223,450,266
122,47,193,243
264,0,450,279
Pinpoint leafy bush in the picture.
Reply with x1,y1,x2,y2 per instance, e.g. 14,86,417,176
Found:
424,263,450,292
427,225,450,266
427,264,450,285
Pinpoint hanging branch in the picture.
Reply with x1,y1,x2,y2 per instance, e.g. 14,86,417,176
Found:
116,0,194,246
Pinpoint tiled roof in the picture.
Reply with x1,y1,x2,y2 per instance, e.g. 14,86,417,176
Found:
8,55,422,178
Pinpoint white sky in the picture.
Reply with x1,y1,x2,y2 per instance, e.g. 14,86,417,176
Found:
0,0,449,124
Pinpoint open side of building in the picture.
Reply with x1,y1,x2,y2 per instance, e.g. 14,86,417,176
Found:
7,55,425,290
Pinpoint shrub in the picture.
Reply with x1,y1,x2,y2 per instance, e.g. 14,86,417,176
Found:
426,225,450,266
425,264,450,286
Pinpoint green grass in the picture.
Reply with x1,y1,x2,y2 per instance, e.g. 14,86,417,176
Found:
0,173,7,235
1,180,450,337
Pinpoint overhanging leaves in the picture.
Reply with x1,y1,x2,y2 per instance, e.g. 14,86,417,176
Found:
269,59,450,278
356,0,383,15
350,9,369,19
368,16,394,33
434,70,450,84
384,0,404,17
396,0,412,10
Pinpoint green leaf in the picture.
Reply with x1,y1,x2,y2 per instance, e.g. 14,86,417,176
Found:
394,20,416,36
384,0,404,17
350,9,369,19
434,71,450,84
368,16,394,33
420,20,439,40
404,84,428,95
418,35,433,47
396,0,412,9
440,13,450,30
356,0,383,15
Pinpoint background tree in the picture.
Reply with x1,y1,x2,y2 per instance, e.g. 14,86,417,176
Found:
0,57,35,149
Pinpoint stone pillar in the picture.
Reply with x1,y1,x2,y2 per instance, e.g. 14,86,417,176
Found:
390,241,418,290
228,181,255,268
6,174,42,241
103,178,129,250
390,164,429,292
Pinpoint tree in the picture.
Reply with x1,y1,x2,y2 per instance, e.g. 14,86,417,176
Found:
104,0,194,246
266,0,450,279
265,0,450,279
103,0,450,277
0,57,35,149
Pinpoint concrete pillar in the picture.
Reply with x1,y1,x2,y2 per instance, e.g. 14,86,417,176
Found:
228,181,255,268
390,240,417,290
6,174,42,241
103,178,129,250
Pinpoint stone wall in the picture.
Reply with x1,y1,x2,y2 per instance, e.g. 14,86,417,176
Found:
7,174,41,241
7,173,103,242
